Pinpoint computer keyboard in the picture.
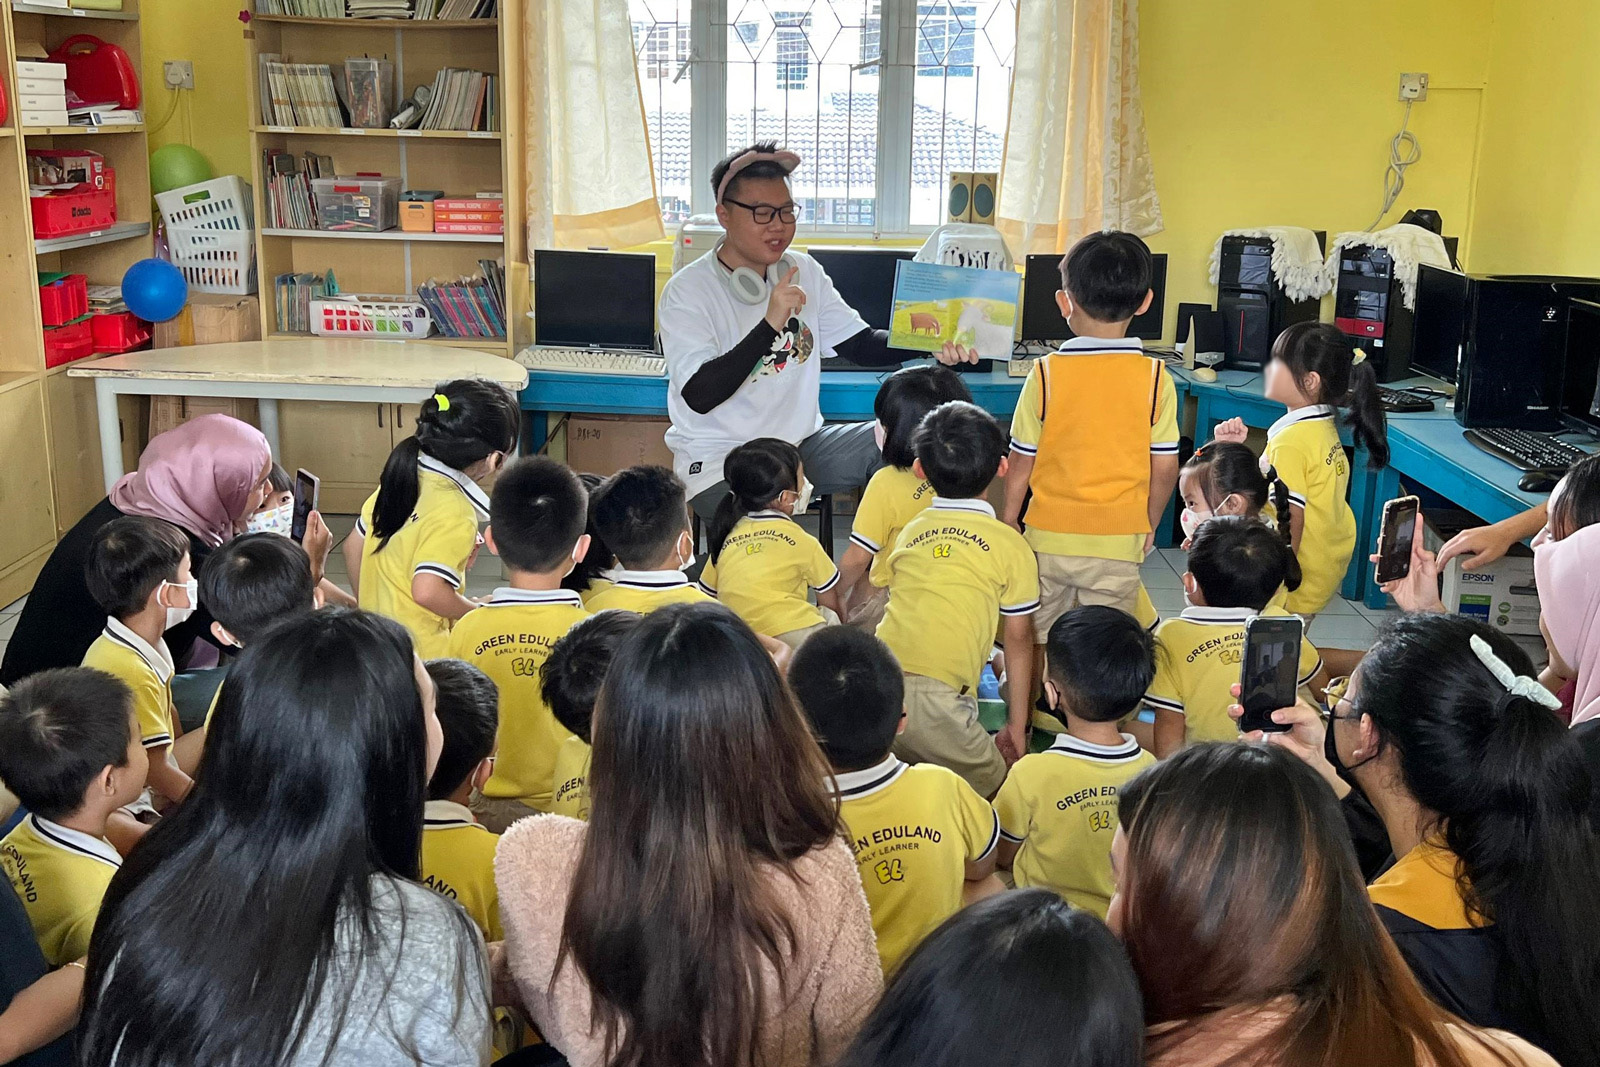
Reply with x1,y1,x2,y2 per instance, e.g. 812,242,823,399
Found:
1464,426,1589,473
517,347,666,377
1378,386,1437,413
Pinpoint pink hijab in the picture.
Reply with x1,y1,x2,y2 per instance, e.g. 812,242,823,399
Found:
109,414,272,548
1534,521,1600,726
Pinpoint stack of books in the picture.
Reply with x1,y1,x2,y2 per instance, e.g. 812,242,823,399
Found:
263,149,333,229
417,259,506,339
16,61,69,128
416,68,498,131
346,0,412,17
432,195,502,235
256,0,341,14
257,56,344,128
274,271,333,334
415,0,495,16
87,285,127,315
68,101,143,128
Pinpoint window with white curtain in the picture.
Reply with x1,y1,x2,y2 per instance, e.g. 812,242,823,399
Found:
628,0,1016,232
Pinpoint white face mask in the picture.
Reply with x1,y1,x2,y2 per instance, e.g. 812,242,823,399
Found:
1179,506,1211,541
161,579,199,630
873,420,888,452
677,532,695,573
792,475,815,515
246,500,293,537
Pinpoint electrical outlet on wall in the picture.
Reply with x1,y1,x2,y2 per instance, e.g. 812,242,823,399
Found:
163,60,194,90
1399,72,1428,102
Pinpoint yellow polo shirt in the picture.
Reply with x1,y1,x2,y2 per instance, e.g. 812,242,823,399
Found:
1143,605,1323,744
874,498,1039,694
447,588,589,810
1009,338,1180,563
582,569,713,615
1264,405,1354,615
549,735,591,821
1,815,121,966
849,466,936,584
994,733,1154,918
81,619,175,752
420,800,502,941
357,455,488,658
833,756,999,974
698,511,839,637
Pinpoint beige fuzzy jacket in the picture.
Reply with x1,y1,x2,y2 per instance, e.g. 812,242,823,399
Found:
494,814,882,1067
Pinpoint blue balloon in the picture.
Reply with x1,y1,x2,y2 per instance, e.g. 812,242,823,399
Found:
121,258,189,323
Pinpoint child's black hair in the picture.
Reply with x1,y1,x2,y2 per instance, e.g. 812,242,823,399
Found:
873,365,974,469
489,457,589,575
1187,515,1302,608
590,465,691,571
1045,606,1154,723
1551,452,1600,539
0,668,134,821
371,378,520,548
708,438,802,564
423,658,499,801
266,462,293,496
540,610,642,743
913,401,1006,500
1059,231,1154,324
1183,441,1293,547
1270,322,1389,468
198,533,316,645
710,140,790,203
562,473,618,595
788,626,905,772
85,515,189,619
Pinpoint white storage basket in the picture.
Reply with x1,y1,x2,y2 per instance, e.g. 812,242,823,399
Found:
157,176,254,233
168,227,257,295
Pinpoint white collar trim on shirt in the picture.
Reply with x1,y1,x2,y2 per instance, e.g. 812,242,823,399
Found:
609,568,692,589
423,799,478,830
1044,733,1145,763
1177,605,1259,626
29,814,122,868
1267,404,1335,440
486,587,585,608
930,497,996,519
828,755,908,799
1056,335,1145,353
103,617,174,684
746,509,792,522
418,454,491,520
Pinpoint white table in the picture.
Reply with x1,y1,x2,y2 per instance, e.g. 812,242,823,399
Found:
68,339,529,491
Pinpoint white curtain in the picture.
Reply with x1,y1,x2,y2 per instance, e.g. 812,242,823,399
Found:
997,0,1163,255
523,0,665,250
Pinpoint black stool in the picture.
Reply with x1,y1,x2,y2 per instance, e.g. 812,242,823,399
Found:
692,495,835,559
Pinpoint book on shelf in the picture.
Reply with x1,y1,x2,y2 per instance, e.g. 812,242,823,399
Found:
275,271,332,334
346,0,413,17
259,56,344,127
263,149,333,229
417,260,506,339
416,68,498,132
410,0,495,16
255,0,342,16
87,285,127,315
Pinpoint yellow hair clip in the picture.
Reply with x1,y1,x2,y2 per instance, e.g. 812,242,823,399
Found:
433,392,450,411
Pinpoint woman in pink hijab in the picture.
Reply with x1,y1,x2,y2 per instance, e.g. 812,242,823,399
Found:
1531,456,1600,726
1,415,274,684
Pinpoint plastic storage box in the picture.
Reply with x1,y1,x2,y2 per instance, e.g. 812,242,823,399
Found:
168,228,257,295
312,175,400,233
42,317,94,368
38,272,88,326
90,311,150,354
310,294,432,338
156,175,253,233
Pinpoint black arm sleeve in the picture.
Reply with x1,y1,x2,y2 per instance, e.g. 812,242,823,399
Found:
831,327,904,367
681,320,780,415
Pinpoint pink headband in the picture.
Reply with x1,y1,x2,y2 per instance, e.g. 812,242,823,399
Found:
716,148,802,203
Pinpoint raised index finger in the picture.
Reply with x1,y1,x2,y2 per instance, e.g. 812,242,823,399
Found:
784,265,800,285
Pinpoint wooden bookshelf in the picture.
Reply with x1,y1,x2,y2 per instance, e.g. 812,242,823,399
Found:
0,0,153,590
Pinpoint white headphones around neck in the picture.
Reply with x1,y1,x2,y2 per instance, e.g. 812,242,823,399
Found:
717,242,798,306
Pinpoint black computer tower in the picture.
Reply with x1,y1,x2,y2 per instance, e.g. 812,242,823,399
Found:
1333,239,1460,382
1215,233,1326,370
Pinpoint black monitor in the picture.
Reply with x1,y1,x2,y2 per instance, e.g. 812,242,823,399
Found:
806,247,917,331
532,249,657,350
1561,298,1600,436
1020,253,1168,342
1411,263,1468,385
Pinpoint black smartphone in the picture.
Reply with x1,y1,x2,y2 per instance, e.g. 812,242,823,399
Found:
1238,615,1303,734
1374,495,1420,585
291,468,319,544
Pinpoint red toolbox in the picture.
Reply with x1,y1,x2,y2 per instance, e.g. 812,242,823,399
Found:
49,35,141,109
43,317,94,368
38,272,89,326
90,311,151,354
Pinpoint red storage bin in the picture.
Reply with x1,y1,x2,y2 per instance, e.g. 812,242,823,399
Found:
43,317,94,368
30,170,117,238
39,273,89,326
90,311,150,354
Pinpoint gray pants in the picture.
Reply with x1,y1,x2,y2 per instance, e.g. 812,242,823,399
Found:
689,421,883,519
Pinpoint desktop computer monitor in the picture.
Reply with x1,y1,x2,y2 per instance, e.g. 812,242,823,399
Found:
1561,298,1600,437
532,249,657,350
1411,264,1468,385
1020,253,1167,342
806,247,917,331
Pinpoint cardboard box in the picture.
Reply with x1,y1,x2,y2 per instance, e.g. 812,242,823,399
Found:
565,415,673,477
150,294,263,437
149,396,261,438
1426,508,1541,635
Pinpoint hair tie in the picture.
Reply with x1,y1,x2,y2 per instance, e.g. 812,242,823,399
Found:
1259,453,1275,478
433,393,451,412
1469,634,1562,711
1351,348,1368,366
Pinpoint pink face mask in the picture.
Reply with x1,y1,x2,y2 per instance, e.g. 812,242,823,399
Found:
1180,506,1211,541
1533,477,1567,548
873,420,887,452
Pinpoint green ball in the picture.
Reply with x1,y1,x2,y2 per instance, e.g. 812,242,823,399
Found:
149,144,213,194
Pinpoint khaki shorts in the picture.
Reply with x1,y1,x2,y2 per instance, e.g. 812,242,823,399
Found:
846,585,889,633
1034,552,1141,643
892,673,1007,798
472,794,545,835
774,622,827,650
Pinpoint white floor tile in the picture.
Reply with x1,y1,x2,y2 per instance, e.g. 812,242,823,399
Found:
1139,556,1184,589
0,616,17,641
1157,547,1189,572
1318,595,1359,616
1,596,25,616
1309,615,1379,650
1149,587,1189,615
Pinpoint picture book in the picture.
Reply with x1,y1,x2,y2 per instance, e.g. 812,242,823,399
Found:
888,261,1021,359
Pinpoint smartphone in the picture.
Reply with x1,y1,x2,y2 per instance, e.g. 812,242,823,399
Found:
1237,615,1303,734
291,468,319,544
1374,495,1420,585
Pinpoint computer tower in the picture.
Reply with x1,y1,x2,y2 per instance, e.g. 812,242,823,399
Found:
1215,233,1325,370
1333,239,1460,382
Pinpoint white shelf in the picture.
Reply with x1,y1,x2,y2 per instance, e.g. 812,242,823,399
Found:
34,220,149,254
12,2,138,18
259,227,503,244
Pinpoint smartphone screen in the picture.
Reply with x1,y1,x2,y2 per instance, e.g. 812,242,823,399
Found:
1374,496,1420,585
291,469,319,544
1237,616,1303,734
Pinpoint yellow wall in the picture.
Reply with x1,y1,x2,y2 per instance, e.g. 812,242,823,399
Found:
140,0,252,180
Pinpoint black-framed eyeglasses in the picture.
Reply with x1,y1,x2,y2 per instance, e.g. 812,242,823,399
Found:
1324,675,1361,722
723,198,801,225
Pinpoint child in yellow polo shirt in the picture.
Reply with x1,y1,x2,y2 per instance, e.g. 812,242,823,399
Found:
584,466,714,615
0,668,147,966
875,401,1039,798
995,607,1156,919
420,658,502,941
1144,517,1328,757
700,438,842,648
344,379,521,657
448,458,592,832
80,516,196,812
836,365,973,628
790,626,999,974
540,611,642,821
561,472,619,607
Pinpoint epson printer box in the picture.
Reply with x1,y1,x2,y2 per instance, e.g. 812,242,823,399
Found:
1425,509,1541,636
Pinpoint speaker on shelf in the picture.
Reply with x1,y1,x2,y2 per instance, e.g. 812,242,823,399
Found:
948,172,998,225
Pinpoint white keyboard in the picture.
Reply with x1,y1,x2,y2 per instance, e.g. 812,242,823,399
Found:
517,347,666,377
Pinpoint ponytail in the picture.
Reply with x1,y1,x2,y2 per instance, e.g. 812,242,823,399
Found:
370,436,423,546
1262,462,1300,591
1272,322,1389,469
1344,360,1390,468
707,438,801,563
